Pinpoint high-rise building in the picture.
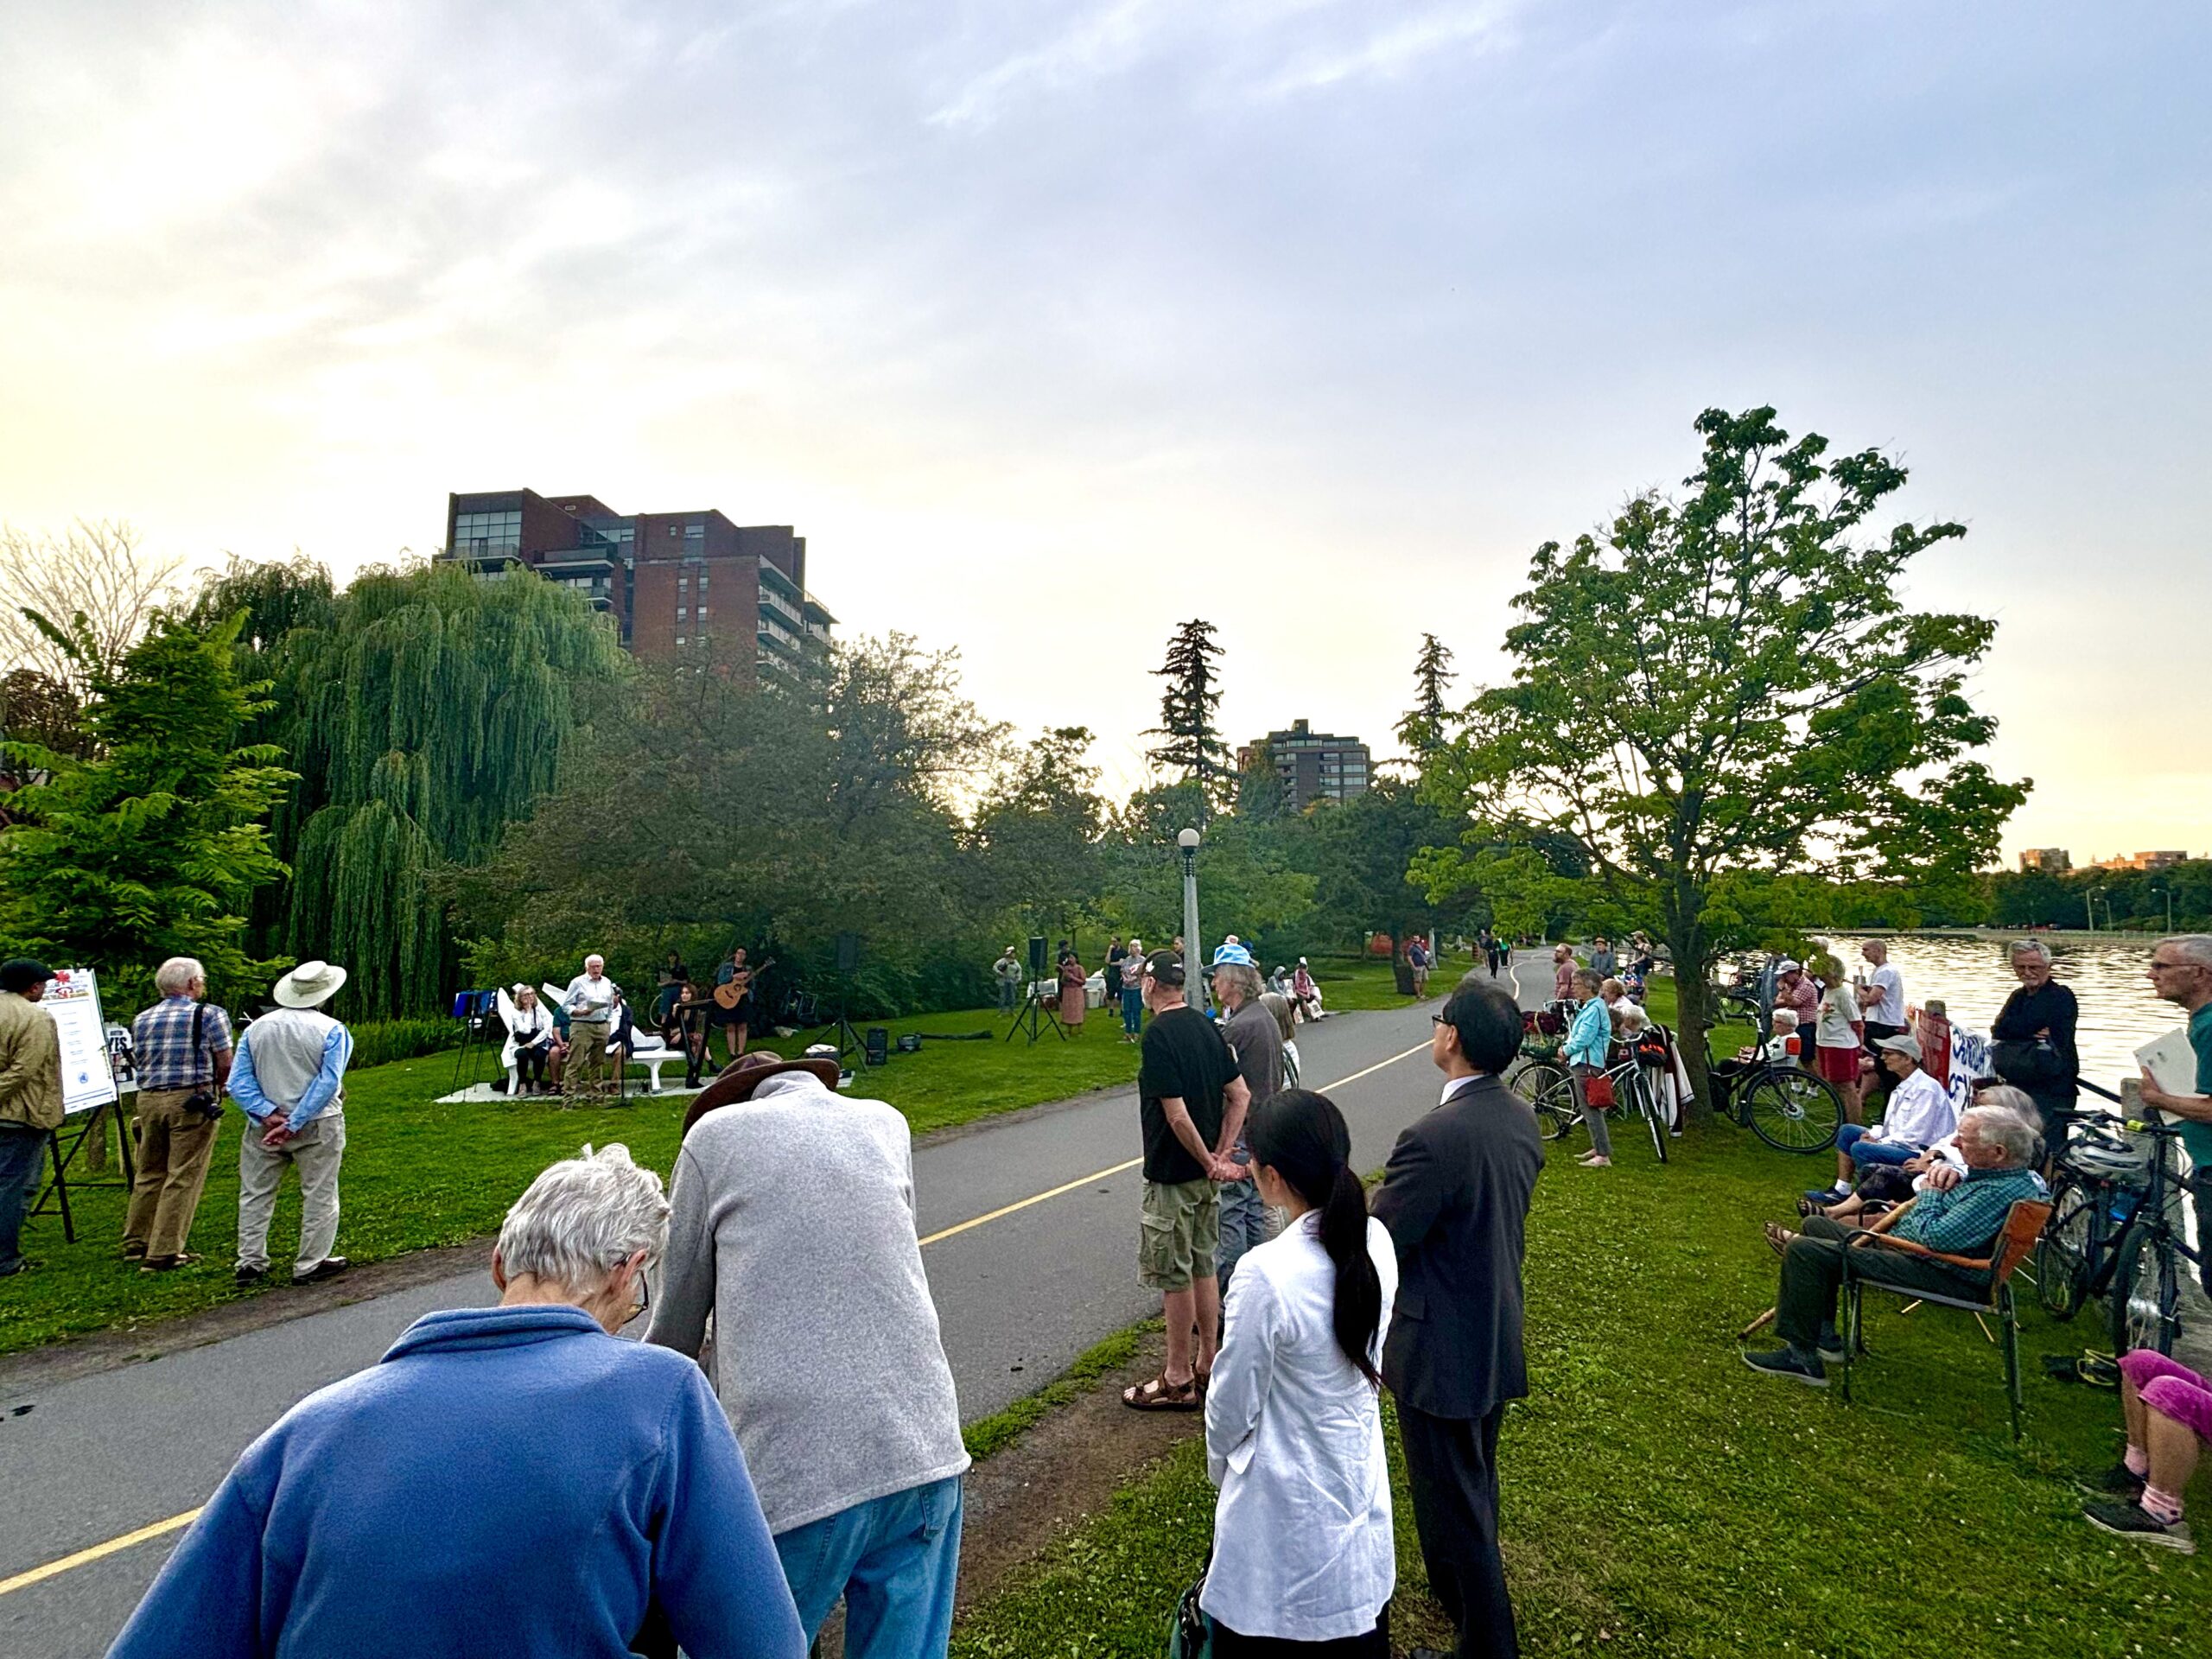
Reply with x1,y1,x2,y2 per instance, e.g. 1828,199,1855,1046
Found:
2089,849,2190,874
2017,848,2072,874
1238,719,1371,810
440,488,835,684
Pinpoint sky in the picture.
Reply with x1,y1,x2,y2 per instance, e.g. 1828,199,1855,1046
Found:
2,0,2206,863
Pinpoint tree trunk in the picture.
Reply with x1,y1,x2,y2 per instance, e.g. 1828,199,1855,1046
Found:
1668,922,1717,1128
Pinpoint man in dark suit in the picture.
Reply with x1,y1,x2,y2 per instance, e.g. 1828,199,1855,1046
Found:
1371,976,1544,1659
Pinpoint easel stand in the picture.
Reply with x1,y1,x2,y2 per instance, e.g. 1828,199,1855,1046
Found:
1004,982,1069,1046
449,995,497,1095
32,1101,138,1245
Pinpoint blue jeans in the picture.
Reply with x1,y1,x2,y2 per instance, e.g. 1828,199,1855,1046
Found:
1837,1123,1916,1169
1122,986,1143,1035
1217,1173,1271,1287
774,1476,963,1659
0,1122,49,1274
998,977,1019,1013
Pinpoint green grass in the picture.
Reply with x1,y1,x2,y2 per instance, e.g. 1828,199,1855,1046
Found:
951,1063,2211,1656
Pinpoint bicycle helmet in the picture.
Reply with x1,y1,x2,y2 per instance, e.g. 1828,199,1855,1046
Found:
2062,1125,2153,1185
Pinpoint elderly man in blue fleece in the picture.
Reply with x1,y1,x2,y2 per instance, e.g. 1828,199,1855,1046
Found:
108,1144,806,1659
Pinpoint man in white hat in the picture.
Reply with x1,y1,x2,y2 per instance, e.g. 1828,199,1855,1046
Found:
232,960,355,1286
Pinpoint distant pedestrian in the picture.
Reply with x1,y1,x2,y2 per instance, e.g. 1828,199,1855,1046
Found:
1771,959,1818,1042
1203,1089,1396,1656
0,959,62,1279
1408,936,1433,998
1990,938,2080,1145
1563,968,1615,1170
1120,938,1146,1042
1552,944,1575,1002
1104,936,1128,1007
232,960,353,1287
1122,949,1251,1412
1588,937,1616,979
995,945,1024,1014
649,1054,969,1659
1058,945,1089,1030
562,954,620,1100
1214,962,1284,1289
124,957,234,1272
1809,951,1866,1124
1855,939,1907,1046
1370,978,1541,1659
111,1143,806,1659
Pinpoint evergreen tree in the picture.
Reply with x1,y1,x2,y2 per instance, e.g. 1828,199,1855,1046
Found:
1395,632,1456,758
0,613,293,1009
1146,620,1230,817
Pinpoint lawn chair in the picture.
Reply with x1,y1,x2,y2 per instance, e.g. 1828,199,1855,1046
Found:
1839,1198,2052,1441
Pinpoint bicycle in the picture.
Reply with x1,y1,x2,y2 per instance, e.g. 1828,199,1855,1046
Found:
1511,1044,1671,1164
1699,976,1844,1154
2103,1111,2202,1358
2035,1109,2152,1322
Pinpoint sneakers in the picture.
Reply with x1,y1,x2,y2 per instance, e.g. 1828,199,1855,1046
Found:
2083,1498,2196,1554
1815,1328,1849,1365
292,1256,350,1285
1802,1185,1850,1205
138,1253,200,1274
234,1265,268,1286
1741,1346,1828,1388
2079,1463,2148,1501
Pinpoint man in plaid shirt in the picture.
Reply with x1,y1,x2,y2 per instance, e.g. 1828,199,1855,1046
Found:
1742,1103,2044,1385
125,957,234,1271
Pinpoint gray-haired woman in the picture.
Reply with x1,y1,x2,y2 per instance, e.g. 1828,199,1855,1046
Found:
1990,938,2080,1146
111,1145,805,1659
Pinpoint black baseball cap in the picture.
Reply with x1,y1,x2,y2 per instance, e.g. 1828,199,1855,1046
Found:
0,959,56,994
1142,949,1185,988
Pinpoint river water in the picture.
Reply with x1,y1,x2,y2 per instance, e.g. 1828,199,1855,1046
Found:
1815,935,2180,1090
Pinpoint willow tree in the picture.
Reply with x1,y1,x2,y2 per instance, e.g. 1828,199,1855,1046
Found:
192,560,624,1018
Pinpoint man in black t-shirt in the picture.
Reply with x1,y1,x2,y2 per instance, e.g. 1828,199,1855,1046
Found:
1122,950,1250,1413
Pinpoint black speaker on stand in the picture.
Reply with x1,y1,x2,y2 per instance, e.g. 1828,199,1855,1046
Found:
817,932,868,1058
1006,936,1068,1046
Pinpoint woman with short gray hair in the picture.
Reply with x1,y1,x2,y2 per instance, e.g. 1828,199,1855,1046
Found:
111,1143,804,1659
1992,938,2079,1144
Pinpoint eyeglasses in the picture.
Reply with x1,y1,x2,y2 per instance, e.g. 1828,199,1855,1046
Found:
1432,1014,1451,1027
627,1264,652,1324
2149,960,2200,975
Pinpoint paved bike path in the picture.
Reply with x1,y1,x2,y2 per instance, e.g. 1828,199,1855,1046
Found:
0,956,1546,1657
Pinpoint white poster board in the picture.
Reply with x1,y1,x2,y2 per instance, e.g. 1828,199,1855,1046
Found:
44,967,119,1117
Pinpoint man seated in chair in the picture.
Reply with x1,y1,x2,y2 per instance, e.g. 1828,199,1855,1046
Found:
1741,1104,2044,1386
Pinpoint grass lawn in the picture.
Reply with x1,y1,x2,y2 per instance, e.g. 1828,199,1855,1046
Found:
950,995,2210,1657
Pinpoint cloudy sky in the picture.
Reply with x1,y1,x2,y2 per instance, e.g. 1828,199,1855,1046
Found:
3,1,2205,861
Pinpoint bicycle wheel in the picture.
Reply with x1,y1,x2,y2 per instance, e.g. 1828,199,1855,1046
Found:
1637,1070,1669,1164
2109,1225,2181,1357
1513,1061,1578,1141
1739,1069,1841,1154
2035,1181,2094,1320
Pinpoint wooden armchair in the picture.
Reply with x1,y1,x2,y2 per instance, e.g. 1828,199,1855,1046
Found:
1839,1198,2053,1440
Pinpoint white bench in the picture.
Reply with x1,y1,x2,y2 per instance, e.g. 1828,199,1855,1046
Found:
506,1034,685,1096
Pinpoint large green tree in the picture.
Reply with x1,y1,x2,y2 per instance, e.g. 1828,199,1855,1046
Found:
1420,406,2026,1117
971,726,1108,941
0,613,293,1010
1395,632,1457,760
189,559,625,1019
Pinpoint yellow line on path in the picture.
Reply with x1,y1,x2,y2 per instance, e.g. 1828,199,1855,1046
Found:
0,1510,200,1596
1,1034,1434,1599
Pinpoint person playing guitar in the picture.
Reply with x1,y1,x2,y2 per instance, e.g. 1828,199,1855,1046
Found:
710,947,775,1062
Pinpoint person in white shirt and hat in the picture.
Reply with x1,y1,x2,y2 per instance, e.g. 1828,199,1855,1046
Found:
232,961,355,1287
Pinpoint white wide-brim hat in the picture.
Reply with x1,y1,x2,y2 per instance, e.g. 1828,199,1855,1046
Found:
273,959,348,1008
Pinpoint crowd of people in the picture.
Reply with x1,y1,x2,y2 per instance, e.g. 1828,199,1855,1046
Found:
0,954,354,1287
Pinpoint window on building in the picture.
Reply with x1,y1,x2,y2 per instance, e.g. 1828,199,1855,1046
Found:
676,635,686,646
452,509,522,558
683,521,704,540
677,607,688,619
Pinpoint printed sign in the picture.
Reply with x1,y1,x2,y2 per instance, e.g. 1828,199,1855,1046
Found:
1911,1004,1993,1112
43,967,119,1116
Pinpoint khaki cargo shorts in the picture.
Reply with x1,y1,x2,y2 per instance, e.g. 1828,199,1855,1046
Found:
1138,1177,1220,1291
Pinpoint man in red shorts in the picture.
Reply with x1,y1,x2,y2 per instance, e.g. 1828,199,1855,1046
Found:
2081,1350,2208,1553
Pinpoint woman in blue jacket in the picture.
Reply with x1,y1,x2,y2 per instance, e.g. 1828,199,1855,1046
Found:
109,1144,806,1659
1563,967,1616,1168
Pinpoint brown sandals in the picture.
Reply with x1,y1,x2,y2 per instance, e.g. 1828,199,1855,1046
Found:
1122,1374,1201,1412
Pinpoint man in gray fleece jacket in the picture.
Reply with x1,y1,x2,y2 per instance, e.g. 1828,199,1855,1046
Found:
646,1054,969,1659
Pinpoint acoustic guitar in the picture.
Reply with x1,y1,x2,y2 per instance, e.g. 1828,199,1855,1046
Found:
711,958,776,1010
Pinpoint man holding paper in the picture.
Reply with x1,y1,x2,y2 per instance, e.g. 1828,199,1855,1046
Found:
2139,935,2212,1298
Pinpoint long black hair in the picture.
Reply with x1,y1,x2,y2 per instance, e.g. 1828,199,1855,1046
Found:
1246,1088,1382,1386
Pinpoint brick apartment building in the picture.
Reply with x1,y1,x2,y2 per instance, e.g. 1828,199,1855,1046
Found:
439,488,835,683
1236,719,1372,810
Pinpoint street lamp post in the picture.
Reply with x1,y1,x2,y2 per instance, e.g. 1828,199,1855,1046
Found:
1179,826,1205,1013
2087,888,2103,933
2152,884,2173,932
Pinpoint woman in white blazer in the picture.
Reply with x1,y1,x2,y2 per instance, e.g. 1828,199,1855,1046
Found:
1203,1088,1396,1655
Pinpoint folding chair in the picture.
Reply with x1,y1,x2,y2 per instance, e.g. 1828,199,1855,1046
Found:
1840,1198,2052,1440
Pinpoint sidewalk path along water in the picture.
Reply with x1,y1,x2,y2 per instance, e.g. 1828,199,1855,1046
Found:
0,954,1547,1658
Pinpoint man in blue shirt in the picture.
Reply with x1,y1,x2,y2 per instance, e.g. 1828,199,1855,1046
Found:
1743,1104,2044,1385
230,961,353,1286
